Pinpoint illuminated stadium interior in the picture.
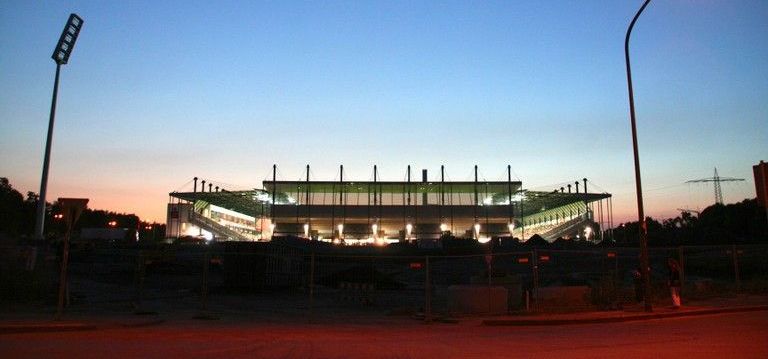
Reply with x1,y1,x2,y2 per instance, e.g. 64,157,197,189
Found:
167,165,612,245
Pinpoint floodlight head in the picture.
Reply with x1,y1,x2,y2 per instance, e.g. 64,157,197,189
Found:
52,13,84,65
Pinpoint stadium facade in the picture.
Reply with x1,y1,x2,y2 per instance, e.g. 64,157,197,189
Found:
167,165,612,245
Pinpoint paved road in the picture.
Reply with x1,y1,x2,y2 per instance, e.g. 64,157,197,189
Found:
1,311,767,358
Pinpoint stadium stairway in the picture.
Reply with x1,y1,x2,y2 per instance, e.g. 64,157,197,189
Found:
188,210,252,241
540,216,589,241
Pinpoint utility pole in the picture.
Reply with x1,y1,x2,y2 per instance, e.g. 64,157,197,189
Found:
625,0,653,312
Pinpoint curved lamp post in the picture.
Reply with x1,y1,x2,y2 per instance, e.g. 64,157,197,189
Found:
625,0,652,312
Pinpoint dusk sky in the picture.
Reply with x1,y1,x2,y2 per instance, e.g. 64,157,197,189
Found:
1,1,766,224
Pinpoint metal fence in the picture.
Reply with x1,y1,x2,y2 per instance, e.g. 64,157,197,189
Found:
3,242,767,321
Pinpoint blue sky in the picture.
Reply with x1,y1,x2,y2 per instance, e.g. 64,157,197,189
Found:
1,0,766,223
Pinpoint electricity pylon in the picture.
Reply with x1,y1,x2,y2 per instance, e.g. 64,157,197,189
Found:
686,168,744,205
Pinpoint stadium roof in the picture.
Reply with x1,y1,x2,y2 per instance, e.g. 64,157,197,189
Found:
263,180,523,195
171,190,264,216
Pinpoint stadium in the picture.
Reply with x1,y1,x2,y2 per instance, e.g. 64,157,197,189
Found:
167,165,613,245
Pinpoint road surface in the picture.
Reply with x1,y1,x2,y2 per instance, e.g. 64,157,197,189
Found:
1,311,767,358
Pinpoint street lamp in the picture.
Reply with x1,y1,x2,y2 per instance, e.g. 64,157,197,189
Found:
625,0,652,312
34,14,84,240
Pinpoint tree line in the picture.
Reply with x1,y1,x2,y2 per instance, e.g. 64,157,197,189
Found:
609,199,767,246
0,177,165,240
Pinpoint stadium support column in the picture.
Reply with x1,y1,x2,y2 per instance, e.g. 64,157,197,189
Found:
609,196,614,241
583,178,590,219
375,165,381,223
367,168,371,228
474,165,478,224
507,165,513,225
340,165,345,236
306,164,311,237
440,165,445,228
373,165,378,232
271,164,276,231
407,165,411,221
414,169,419,236
520,191,524,240
422,169,428,206
484,182,489,238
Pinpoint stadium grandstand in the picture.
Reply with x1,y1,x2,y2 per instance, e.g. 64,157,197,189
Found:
167,165,612,245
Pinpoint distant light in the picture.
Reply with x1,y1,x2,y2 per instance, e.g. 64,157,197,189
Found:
584,226,593,240
508,222,515,233
303,223,310,238
337,224,344,238
108,220,117,227
406,223,413,236
474,223,481,238
440,223,448,232
478,236,491,244
372,224,378,236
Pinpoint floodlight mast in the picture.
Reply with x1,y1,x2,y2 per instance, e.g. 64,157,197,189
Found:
34,14,84,240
